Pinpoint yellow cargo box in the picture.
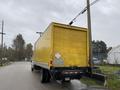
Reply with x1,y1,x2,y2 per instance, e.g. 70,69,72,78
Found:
33,22,89,69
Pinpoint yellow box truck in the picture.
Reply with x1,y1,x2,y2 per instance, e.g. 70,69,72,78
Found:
32,22,105,83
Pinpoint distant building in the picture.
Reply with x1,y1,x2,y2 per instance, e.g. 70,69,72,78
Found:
107,45,120,64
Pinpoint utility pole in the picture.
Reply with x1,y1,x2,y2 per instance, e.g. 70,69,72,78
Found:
0,20,6,49
87,0,93,71
0,20,5,64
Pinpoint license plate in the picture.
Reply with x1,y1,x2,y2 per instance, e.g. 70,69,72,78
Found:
65,77,70,81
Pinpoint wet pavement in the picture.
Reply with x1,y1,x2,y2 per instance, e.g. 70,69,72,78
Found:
0,62,108,90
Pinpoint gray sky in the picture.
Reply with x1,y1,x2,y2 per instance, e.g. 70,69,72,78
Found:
0,0,120,47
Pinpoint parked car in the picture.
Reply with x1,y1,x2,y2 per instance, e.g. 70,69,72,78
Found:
93,57,101,64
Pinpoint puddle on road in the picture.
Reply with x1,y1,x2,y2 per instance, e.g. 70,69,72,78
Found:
62,80,87,90
60,80,108,90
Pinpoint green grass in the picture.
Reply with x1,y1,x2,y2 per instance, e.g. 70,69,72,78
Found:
99,65,120,90
99,65,120,74
80,65,120,90
80,77,103,86
0,61,11,67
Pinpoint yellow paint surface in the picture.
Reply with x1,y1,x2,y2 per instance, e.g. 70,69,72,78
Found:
33,22,89,68
33,25,53,65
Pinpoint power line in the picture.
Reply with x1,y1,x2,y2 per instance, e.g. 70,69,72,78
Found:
69,0,100,25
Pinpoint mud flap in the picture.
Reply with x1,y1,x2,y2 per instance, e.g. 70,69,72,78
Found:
83,73,106,84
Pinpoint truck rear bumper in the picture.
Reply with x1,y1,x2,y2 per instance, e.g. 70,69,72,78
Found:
50,67,89,80
50,67,106,83
62,70,82,79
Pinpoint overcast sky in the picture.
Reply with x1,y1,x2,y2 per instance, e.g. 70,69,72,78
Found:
0,0,120,47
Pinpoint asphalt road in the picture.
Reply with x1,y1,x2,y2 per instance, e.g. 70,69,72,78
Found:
0,62,107,90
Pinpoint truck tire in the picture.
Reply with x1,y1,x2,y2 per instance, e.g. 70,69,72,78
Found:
31,67,34,72
40,69,51,83
40,69,46,83
31,62,35,72
46,70,51,82
31,65,34,72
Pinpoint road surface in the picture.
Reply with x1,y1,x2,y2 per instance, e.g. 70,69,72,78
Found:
0,62,107,90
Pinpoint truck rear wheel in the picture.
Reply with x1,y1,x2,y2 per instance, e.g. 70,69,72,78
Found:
40,68,51,83
31,65,34,72
31,67,34,72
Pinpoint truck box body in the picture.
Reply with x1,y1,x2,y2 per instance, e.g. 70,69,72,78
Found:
33,22,89,69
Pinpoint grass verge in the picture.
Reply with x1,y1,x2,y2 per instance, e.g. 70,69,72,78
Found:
99,65,120,90
81,65,120,90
